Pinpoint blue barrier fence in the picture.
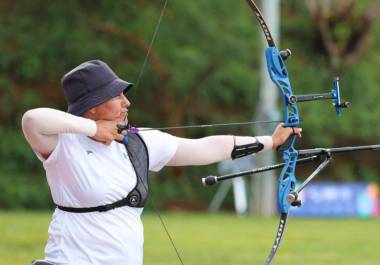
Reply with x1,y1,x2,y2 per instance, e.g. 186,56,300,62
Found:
291,182,380,218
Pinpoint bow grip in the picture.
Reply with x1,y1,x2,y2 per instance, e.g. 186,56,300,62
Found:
277,134,297,154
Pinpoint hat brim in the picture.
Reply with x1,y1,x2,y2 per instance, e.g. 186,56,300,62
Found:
68,78,133,116
107,78,133,98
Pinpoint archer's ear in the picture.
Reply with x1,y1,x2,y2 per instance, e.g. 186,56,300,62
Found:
82,107,97,119
88,107,97,114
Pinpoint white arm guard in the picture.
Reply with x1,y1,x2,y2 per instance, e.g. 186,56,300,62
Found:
21,108,97,156
167,135,273,166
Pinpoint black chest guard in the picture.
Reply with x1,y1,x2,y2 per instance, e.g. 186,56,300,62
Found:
56,133,149,213
123,133,149,208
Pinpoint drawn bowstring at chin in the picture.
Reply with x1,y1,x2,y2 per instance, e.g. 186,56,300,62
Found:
117,119,289,144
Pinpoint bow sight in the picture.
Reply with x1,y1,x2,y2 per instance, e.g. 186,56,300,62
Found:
287,77,350,115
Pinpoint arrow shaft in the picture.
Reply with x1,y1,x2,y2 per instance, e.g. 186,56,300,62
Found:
136,120,284,132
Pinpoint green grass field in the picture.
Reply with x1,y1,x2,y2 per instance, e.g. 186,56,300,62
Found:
1,211,379,265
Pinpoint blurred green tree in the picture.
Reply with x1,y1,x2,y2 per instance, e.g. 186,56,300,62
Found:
0,0,379,209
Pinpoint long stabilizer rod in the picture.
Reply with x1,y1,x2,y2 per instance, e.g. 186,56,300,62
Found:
202,155,319,186
298,144,380,156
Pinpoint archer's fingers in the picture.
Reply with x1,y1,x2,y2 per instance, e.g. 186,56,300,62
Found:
114,133,125,142
292,127,302,138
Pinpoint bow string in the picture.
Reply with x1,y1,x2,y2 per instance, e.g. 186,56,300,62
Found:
126,1,353,265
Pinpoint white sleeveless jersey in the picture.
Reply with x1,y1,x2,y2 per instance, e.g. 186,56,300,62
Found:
36,130,177,265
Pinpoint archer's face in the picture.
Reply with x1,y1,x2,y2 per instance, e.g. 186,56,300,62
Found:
88,93,130,123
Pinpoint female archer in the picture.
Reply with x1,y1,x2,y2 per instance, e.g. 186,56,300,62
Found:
22,60,301,265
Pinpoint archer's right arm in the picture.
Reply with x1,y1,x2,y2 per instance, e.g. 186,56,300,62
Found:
22,108,129,160
21,108,98,159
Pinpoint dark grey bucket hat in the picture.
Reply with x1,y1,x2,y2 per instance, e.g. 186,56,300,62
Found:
61,60,133,116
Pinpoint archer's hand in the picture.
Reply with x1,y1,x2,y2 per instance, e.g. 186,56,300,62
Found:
271,123,302,150
92,120,127,145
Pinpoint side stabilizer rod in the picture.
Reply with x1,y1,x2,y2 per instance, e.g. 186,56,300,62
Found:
287,155,332,206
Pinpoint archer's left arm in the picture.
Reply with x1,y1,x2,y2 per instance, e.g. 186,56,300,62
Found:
166,124,301,166
166,135,271,166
